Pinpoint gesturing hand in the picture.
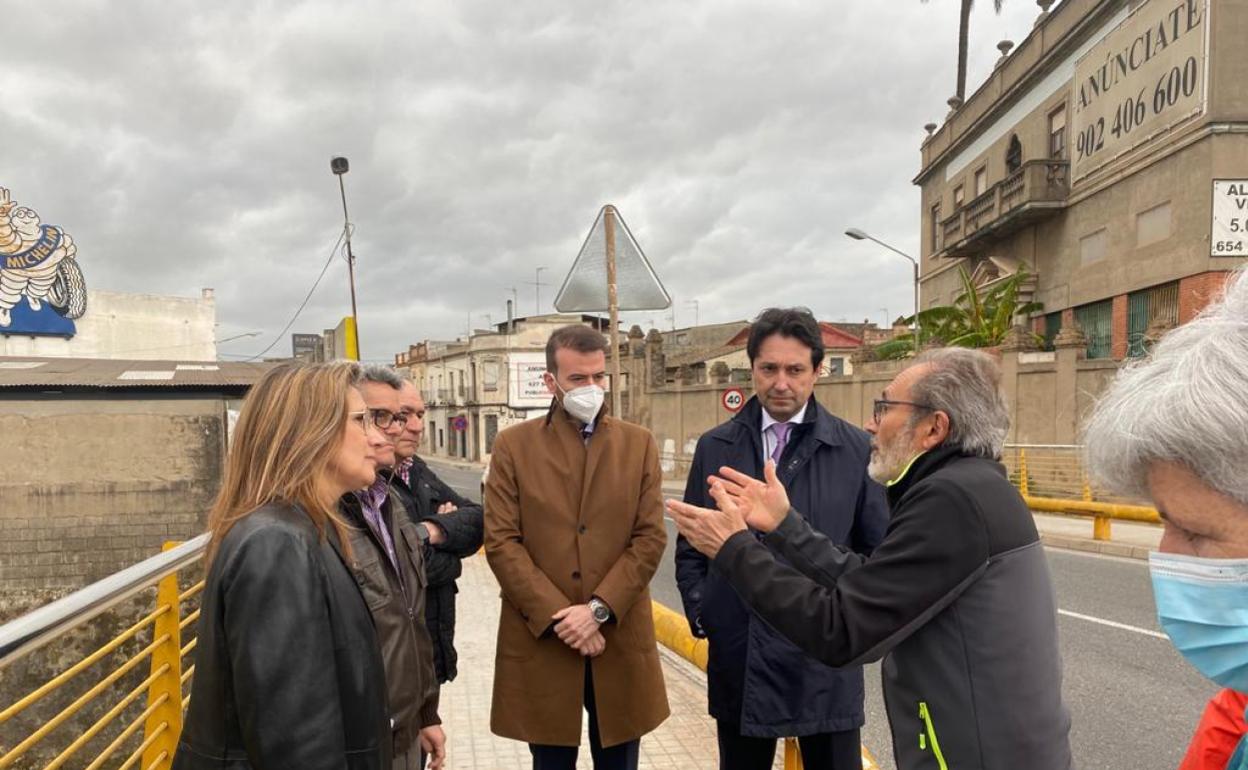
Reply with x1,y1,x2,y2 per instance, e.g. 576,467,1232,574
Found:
707,460,791,533
552,604,599,648
665,481,748,559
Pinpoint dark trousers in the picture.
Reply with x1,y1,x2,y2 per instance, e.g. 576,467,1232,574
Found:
530,663,640,770
715,721,861,770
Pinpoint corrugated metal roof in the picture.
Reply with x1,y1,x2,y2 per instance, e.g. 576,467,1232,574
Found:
0,356,277,389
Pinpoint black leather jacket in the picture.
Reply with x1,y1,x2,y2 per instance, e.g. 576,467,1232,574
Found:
173,503,390,770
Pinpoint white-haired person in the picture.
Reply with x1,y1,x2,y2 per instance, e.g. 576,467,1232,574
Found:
1084,268,1248,770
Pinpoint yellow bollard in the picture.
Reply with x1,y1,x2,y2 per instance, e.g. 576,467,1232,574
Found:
142,543,184,770
784,737,804,769
1017,449,1029,497
1093,515,1112,541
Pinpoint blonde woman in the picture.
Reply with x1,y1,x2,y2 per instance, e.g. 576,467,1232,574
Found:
174,361,392,770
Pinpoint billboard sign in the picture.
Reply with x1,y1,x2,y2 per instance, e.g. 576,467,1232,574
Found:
1070,0,1208,182
0,187,87,337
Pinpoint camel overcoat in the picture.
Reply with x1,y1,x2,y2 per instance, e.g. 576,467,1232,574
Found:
484,402,670,747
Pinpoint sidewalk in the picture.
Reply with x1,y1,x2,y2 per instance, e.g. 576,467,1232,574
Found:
442,555,790,769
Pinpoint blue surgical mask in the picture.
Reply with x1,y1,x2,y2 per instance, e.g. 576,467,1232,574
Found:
1150,551,1248,690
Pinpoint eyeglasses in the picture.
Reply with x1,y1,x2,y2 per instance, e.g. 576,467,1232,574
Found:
347,410,377,431
872,399,935,423
369,408,408,430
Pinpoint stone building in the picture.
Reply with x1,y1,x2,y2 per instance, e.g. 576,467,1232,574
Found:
917,0,1248,360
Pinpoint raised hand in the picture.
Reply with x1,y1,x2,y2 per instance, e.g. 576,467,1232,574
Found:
665,484,748,559
707,461,791,533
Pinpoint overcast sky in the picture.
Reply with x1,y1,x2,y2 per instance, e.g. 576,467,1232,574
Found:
2,0,1049,362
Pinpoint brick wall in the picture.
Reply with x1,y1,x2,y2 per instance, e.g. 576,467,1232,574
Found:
1179,271,1233,324
0,396,225,599
1111,294,1129,360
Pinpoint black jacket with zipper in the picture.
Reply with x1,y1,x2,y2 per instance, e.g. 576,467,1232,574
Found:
387,460,483,684
713,445,1073,769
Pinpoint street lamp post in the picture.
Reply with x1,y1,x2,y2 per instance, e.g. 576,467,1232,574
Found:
845,228,921,349
331,156,361,360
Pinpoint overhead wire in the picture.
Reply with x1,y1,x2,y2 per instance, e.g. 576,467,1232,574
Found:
241,227,349,362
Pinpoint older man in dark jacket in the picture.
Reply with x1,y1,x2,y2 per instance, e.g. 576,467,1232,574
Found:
345,366,445,770
675,308,888,770
670,347,1073,770
391,379,484,684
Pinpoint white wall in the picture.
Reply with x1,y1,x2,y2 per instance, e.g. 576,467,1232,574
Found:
0,289,217,360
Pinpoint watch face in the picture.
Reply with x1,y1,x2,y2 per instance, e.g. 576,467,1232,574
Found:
591,602,610,622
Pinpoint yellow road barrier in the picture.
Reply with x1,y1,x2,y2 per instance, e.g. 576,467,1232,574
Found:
651,601,880,770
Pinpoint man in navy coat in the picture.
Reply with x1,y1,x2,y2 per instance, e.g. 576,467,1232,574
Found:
675,307,888,770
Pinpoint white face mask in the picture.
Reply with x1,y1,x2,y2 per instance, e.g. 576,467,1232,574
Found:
555,381,605,424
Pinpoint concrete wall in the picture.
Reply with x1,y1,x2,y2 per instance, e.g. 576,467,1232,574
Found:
0,289,217,360
0,395,226,597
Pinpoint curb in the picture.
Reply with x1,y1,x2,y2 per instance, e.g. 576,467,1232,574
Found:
1040,532,1153,561
650,600,880,770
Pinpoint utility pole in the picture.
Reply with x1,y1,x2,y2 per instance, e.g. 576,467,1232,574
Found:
524,268,549,316
604,206,622,418
330,157,360,359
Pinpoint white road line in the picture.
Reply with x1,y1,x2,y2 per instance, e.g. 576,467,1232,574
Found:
1057,608,1168,640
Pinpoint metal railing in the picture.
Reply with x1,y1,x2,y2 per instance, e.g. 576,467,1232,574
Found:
1001,444,1160,540
1,535,207,770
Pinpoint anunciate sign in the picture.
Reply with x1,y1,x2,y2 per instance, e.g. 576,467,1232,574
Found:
1212,181,1248,258
1071,0,1207,182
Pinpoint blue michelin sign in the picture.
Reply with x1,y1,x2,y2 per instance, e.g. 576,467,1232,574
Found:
0,188,87,338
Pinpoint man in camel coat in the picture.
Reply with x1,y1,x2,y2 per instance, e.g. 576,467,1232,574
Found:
485,323,670,770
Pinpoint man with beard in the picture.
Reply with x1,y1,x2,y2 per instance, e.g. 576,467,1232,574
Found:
674,307,887,770
668,347,1073,770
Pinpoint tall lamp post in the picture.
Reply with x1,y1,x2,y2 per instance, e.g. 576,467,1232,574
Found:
845,228,921,348
331,156,361,359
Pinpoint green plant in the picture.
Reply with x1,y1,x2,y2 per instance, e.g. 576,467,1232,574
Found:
875,265,1043,359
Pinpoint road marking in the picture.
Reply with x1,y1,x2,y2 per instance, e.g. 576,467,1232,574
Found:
1057,608,1168,640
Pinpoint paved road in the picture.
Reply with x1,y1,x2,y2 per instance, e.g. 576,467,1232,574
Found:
430,458,1216,769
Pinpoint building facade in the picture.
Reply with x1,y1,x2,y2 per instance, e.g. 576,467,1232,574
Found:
394,314,611,462
917,0,1247,360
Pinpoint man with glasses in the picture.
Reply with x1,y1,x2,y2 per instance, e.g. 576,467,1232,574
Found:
674,307,887,770
669,347,1072,770
389,379,483,685
339,365,446,770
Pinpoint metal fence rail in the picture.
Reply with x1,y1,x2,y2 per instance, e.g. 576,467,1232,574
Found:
1,536,207,770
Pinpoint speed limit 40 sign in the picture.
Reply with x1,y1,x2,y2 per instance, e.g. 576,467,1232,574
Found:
721,387,745,413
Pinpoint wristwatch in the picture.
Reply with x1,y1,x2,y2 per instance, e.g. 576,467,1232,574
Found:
588,597,612,624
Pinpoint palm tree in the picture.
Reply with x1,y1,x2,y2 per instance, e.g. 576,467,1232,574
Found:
873,265,1042,359
924,0,1006,101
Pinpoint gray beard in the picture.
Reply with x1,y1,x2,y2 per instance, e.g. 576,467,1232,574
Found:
867,431,915,485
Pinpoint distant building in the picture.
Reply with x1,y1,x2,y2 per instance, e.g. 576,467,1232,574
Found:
394,314,612,462
917,0,1248,359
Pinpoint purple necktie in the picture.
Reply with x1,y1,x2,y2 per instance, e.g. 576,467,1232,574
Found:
769,422,791,464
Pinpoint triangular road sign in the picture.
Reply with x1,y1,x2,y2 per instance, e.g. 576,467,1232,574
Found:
554,206,671,312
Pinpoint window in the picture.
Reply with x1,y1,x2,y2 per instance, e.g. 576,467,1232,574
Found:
930,202,942,253
1136,202,1172,247
1042,312,1062,351
1127,282,1179,357
953,185,965,209
1080,228,1107,266
974,167,988,197
1006,135,1023,173
1074,300,1113,359
1049,105,1067,159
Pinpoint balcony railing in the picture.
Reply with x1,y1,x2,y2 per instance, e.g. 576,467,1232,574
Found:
938,159,1070,257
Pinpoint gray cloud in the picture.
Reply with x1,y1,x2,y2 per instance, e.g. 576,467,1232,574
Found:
1,0,1047,360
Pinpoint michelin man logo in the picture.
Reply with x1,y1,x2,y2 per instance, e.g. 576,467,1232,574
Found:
0,187,86,334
